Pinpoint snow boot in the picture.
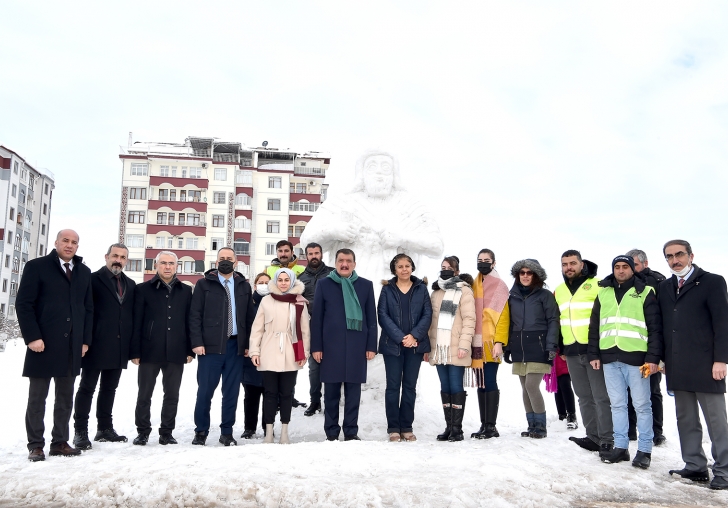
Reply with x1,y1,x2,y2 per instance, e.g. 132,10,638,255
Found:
448,392,466,442
437,392,452,441
521,412,536,437
482,390,500,438
566,412,578,430
632,450,651,469
264,424,274,444
529,412,547,439
601,447,630,464
279,424,290,444
471,391,486,439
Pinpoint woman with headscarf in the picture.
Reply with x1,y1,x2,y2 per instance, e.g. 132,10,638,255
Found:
249,268,310,444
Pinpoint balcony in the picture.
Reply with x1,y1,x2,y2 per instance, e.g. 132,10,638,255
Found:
294,167,326,177
148,198,207,212
289,192,321,203
145,248,204,260
289,202,320,213
146,222,207,236
150,175,209,189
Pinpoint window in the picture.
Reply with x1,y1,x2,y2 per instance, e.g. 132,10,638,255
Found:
19,190,25,204
2,279,6,292
234,217,251,230
6,231,11,244
14,235,21,251
159,165,169,177
129,187,147,200
41,224,46,235
186,213,201,226
126,234,144,248
236,261,249,276
213,192,226,204
289,182,307,193
266,221,280,234
28,177,34,190
236,170,253,185
186,237,198,249
177,237,184,249
181,168,187,178
211,238,224,251
269,177,282,189
9,304,15,317
12,257,19,272
22,237,29,253
126,259,142,272
0,304,4,315
128,211,145,224
131,164,148,176
171,166,177,177
183,190,201,202
43,204,47,215
214,168,227,181
235,193,251,207
10,280,16,296
13,161,18,174
45,183,49,195
288,225,306,237
9,208,14,221
4,255,8,268
21,169,27,181
189,167,202,178
267,199,281,211
24,214,30,229
38,244,44,256
156,212,167,224
155,236,166,248
11,184,16,197
168,213,175,225
265,243,276,256
212,215,225,228
289,201,319,212
234,238,250,255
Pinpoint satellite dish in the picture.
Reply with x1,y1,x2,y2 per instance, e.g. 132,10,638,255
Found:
262,141,268,147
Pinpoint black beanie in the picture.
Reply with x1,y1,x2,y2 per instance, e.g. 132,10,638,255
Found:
612,255,636,274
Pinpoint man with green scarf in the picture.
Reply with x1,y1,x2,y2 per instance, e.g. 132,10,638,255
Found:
311,248,378,441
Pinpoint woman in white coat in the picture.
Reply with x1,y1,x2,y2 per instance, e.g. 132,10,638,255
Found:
249,268,310,444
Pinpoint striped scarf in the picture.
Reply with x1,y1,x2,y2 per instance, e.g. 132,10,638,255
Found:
434,277,464,365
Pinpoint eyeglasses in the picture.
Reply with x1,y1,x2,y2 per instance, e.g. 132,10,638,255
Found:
665,251,688,261
519,270,534,276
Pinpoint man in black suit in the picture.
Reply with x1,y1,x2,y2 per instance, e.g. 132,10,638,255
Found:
130,251,193,446
72,243,136,450
16,229,94,461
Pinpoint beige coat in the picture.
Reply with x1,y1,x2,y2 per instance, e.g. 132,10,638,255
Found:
248,279,310,372
428,282,476,367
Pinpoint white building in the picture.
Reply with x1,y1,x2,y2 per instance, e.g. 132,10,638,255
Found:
0,146,55,319
118,135,329,285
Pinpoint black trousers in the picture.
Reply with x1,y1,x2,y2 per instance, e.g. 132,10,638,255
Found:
25,359,76,450
324,382,362,438
243,384,265,431
628,372,663,435
554,374,577,417
309,357,322,404
73,368,123,432
262,371,297,424
134,362,184,436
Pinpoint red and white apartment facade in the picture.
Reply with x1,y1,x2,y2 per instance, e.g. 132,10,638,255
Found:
118,136,329,285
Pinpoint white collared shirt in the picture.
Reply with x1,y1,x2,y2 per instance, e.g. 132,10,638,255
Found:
60,258,74,271
678,265,695,285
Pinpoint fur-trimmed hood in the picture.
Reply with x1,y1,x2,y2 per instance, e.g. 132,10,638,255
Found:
381,276,428,287
266,278,305,296
510,259,547,281
432,273,473,291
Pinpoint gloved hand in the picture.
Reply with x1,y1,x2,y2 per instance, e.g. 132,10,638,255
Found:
503,351,512,364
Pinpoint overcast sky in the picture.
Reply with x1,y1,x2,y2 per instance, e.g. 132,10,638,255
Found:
1,1,726,284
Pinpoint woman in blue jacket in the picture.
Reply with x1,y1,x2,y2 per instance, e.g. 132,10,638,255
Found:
378,253,432,442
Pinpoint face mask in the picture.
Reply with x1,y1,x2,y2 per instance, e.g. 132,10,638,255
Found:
440,270,455,280
256,284,270,295
477,262,493,276
218,260,234,275
670,264,692,277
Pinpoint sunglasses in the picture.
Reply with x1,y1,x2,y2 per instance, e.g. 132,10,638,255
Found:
519,270,534,276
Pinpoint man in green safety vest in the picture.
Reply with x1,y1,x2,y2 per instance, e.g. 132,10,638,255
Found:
555,250,614,457
587,255,662,469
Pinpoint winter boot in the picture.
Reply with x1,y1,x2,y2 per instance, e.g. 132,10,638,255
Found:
471,391,486,439
482,390,500,438
448,392,466,442
601,447,630,464
264,424,274,444
73,430,92,450
632,450,651,469
529,412,547,439
566,412,578,430
521,412,536,437
437,392,452,441
279,424,290,444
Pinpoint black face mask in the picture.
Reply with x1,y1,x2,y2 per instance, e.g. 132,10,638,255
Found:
440,270,455,280
477,262,493,275
218,260,234,275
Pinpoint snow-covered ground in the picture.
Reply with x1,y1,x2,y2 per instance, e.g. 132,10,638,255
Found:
1,341,727,508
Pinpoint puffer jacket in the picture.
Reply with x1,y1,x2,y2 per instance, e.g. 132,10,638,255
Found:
428,276,476,367
506,284,560,364
377,276,432,356
248,279,310,373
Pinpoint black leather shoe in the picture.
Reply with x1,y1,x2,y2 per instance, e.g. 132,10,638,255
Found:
133,433,150,446
48,442,82,457
569,436,600,452
710,476,728,490
653,434,667,446
94,428,128,443
669,468,709,482
28,447,45,462
326,435,338,441
344,435,361,441
632,451,651,469
241,429,256,439
292,398,307,408
219,434,237,446
304,401,321,417
601,447,630,464
73,431,92,450
159,434,178,445
192,432,207,446
599,443,614,459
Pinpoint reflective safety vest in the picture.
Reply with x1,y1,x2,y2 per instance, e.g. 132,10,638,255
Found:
554,278,600,345
597,286,653,352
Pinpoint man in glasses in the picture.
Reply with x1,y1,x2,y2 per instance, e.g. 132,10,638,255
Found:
658,240,728,490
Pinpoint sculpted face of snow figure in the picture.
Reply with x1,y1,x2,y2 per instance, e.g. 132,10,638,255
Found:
300,150,444,285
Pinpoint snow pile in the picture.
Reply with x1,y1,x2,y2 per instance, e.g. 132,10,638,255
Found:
1,341,727,507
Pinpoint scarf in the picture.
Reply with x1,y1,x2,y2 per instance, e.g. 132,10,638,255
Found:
466,270,510,388
269,292,307,362
433,276,464,365
327,270,362,331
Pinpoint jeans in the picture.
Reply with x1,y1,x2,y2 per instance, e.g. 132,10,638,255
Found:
603,361,653,453
477,362,500,394
435,364,465,394
383,349,424,433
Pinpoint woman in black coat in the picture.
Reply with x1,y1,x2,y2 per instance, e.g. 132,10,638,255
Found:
505,259,559,439
378,254,432,442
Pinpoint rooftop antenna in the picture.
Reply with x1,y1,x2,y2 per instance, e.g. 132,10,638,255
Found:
262,141,268,148
128,132,133,148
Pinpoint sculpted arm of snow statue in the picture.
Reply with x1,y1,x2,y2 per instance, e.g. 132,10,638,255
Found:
380,198,443,258
299,198,359,254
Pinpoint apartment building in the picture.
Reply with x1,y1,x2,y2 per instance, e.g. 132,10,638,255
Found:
0,146,55,319
118,135,329,285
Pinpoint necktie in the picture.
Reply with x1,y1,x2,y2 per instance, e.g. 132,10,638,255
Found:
115,275,123,297
678,278,685,289
64,263,72,281
225,279,233,337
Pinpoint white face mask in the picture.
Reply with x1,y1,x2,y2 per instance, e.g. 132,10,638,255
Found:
256,284,270,295
670,264,692,277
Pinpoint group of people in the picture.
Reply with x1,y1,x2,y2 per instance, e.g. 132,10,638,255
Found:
16,231,728,490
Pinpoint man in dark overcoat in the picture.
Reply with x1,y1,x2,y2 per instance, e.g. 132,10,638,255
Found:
311,248,377,441
130,251,193,446
16,229,94,461
658,240,728,490
72,243,136,450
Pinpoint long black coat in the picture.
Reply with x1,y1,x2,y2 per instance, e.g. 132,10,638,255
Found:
657,266,728,393
189,269,256,355
83,267,136,370
131,275,193,364
506,285,559,364
16,249,94,378
310,275,377,384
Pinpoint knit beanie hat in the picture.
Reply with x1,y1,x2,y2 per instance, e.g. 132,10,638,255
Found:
611,255,635,274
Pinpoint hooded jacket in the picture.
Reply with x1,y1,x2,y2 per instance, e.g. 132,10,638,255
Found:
556,259,599,356
377,276,432,356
